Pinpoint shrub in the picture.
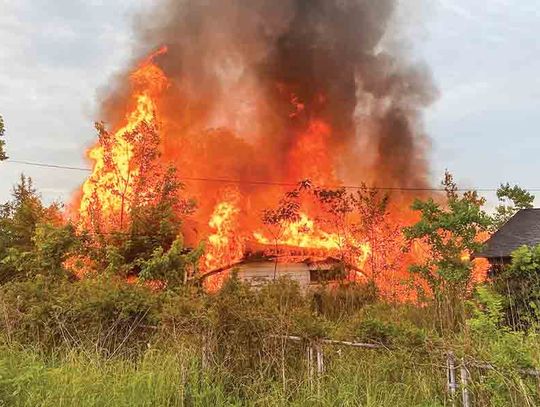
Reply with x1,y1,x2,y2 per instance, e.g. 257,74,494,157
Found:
0,276,161,355
466,286,537,369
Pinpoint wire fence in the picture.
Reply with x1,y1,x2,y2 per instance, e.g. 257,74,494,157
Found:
255,335,540,407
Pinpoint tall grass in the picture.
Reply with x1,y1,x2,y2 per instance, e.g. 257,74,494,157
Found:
0,342,448,407
0,344,236,407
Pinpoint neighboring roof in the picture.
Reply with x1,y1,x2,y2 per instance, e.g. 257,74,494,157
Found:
477,209,540,259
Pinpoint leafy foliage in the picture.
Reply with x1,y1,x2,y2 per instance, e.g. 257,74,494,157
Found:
468,286,506,335
0,172,199,288
262,180,402,286
349,186,402,282
82,121,197,281
353,317,426,349
261,182,304,243
467,286,536,369
1,223,78,282
492,183,535,230
0,276,161,354
311,281,379,319
98,167,194,265
138,236,203,288
491,244,540,330
0,269,539,406
1,142,539,405
0,175,66,283
404,171,492,331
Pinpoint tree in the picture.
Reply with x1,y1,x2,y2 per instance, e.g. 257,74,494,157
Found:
114,166,195,264
404,171,492,332
138,235,203,289
311,184,352,255
84,121,163,231
0,175,69,283
87,166,196,280
82,119,197,280
492,183,535,230
260,180,402,288
0,114,7,161
312,183,402,287
349,186,401,285
0,175,62,254
1,223,79,283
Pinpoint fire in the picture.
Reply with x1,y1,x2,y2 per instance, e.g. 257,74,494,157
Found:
254,212,372,270
254,212,343,251
78,47,168,229
201,196,245,291
72,38,484,301
203,198,244,272
288,119,336,184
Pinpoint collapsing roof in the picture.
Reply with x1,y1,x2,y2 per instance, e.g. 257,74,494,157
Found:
477,209,540,260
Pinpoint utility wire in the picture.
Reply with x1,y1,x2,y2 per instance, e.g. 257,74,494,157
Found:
7,160,91,173
3,158,536,192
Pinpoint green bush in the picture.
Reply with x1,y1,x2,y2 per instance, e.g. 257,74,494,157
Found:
0,276,539,406
492,245,540,330
0,276,161,355
465,286,538,369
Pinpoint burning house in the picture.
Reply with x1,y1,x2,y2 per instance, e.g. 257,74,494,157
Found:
72,0,440,298
201,243,367,290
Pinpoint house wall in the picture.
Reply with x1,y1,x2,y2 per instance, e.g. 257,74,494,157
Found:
237,262,311,289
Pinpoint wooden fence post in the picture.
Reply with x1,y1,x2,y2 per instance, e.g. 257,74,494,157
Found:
315,341,324,397
447,352,457,406
460,359,471,407
316,342,325,375
307,342,314,391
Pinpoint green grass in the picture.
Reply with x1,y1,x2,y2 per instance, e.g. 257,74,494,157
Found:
0,343,447,407
0,344,245,407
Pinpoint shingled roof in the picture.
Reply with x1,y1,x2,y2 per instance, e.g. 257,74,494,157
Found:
477,209,540,259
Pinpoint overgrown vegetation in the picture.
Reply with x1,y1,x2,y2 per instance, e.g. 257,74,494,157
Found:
1,172,540,406
491,244,540,331
2,275,539,406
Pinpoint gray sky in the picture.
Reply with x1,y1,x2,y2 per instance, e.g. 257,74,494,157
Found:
0,0,539,207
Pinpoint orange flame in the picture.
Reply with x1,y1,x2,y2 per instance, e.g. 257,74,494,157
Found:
254,212,372,270
202,196,245,291
203,198,244,272
79,48,169,229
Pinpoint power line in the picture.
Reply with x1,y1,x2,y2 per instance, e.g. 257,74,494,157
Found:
7,160,91,173
3,158,537,192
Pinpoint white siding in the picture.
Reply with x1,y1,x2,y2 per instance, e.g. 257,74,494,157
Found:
237,262,310,288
